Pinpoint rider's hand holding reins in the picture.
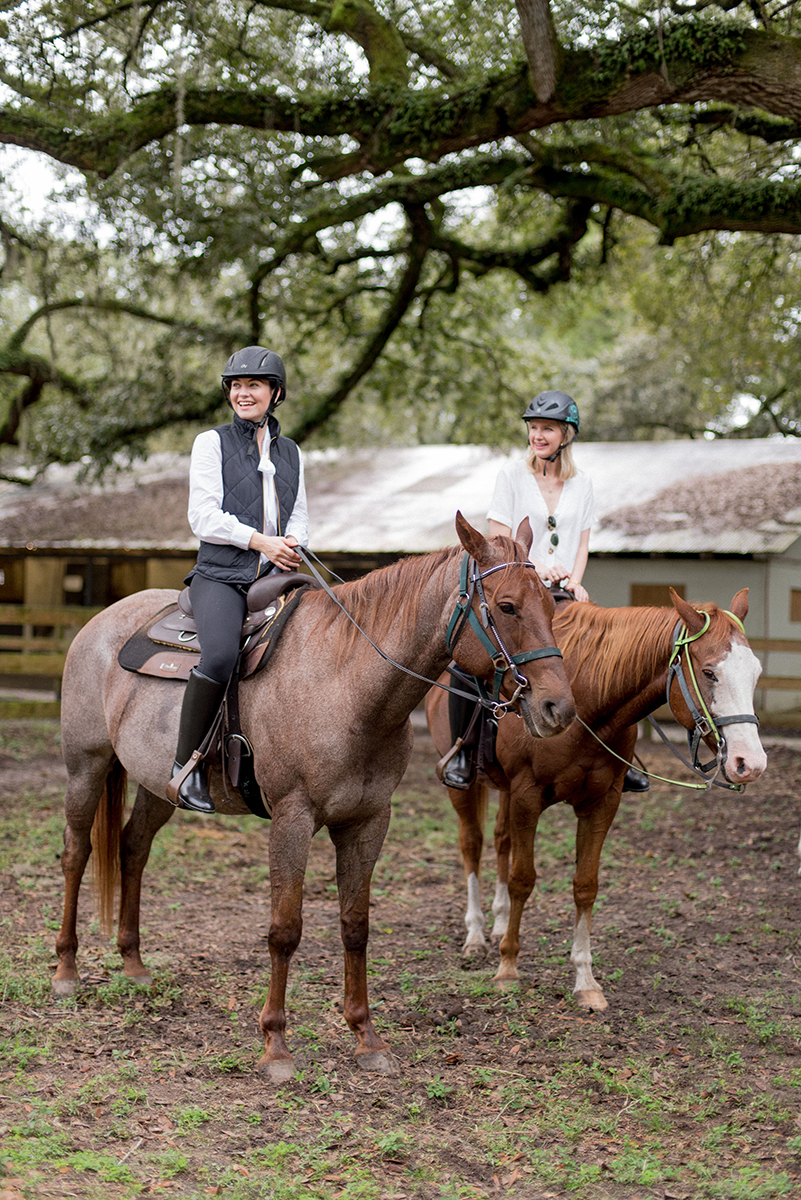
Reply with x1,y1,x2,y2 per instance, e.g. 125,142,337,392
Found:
249,532,302,571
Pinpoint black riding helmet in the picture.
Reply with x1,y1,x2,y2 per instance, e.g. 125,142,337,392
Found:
221,346,287,412
522,390,580,475
521,390,580,435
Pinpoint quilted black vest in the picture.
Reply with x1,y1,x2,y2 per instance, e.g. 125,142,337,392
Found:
192,413,300,586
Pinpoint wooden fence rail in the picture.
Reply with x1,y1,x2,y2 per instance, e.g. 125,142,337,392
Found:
0,605,103,717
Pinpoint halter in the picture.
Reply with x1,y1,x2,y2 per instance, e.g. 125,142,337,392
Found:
648,608,759,787
298,546,561,716
445,553,563,706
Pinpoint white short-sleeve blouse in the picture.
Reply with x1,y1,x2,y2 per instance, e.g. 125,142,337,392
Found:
487,458,595,575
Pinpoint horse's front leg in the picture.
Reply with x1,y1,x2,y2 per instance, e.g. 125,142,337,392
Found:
496,788,540,983
570,789,621,1011
449,780,490,953
330,808,397,1075
118,786,175,985
257,804,315,1082
491,787,511,944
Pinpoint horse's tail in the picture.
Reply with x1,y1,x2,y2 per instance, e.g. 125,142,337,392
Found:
476,779,489,838
90,757,128,937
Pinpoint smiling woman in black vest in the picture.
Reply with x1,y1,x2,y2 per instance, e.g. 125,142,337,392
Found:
170,346,308,813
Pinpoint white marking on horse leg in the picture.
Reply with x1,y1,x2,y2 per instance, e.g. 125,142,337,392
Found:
570,913,607,1010
491,882,510,942
463,872,487,952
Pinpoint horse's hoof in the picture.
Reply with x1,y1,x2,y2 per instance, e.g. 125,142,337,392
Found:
51,976,79,998
123,970,153,989
493,963,520,984
495,978,520,992
256,1056,295,1082
462,938,488,956
355,1050,399,1076
574,989,608,1011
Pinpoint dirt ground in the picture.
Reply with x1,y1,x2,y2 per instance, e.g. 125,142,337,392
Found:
1,716,801,1199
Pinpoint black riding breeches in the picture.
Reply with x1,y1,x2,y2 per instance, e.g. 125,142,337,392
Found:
189,574,248,685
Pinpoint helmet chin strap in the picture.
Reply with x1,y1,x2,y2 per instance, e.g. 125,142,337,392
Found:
541,444,565,476
534,427,573,472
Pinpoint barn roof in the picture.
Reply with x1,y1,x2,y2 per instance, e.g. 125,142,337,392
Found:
2,438,801,556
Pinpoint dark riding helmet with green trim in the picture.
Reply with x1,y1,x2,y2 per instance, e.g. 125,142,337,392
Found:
521,390,580,436
221,346,287,410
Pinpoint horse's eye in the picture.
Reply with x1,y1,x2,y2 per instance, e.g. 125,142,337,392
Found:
498,602,516,615
703,669,718,682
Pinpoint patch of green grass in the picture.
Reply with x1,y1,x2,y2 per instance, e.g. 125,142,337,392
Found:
175,1104,213,1133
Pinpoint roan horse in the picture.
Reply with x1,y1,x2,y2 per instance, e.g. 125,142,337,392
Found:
427,589,767,1010
53,515,576,1079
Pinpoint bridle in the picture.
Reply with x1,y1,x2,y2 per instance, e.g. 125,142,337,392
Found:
648,609,759,788
297,546,562,716
445,553,562,708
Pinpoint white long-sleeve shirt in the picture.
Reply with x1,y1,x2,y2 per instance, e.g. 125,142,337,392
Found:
187,427,309,565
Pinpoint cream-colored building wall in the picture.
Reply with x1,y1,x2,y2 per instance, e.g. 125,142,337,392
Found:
583,557,767,627
583,551,801,713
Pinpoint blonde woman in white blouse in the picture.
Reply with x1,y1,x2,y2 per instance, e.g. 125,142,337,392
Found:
487,391,592,601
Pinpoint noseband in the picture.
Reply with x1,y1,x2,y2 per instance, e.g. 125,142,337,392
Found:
446,553,562,706
650,609,759,787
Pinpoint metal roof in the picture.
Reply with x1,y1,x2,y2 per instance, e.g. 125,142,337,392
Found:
1,438,801,556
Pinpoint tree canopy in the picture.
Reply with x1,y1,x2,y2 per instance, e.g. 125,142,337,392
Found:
1,0,801,474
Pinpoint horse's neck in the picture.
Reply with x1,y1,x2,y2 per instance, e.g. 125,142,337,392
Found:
572,609,675,733
333,555,459,725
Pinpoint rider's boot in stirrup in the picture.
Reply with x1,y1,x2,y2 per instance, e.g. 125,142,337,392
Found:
170,668,225,813
442,679,479,791
622,766,650,793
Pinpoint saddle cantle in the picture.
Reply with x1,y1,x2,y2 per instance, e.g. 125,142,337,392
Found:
117,573,317,682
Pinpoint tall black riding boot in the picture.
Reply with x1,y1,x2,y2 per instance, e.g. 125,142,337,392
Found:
170,668,226,813
442,676,480,791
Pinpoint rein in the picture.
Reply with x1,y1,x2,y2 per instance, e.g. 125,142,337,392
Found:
296,545,561,715
581,608,758,793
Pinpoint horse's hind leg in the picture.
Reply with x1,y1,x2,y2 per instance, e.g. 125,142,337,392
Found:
54,751,119,997
330,809,396,1075
450,781,490,953
117,786,175,985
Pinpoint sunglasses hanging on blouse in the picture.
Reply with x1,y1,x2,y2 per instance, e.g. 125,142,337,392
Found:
547,515,559,554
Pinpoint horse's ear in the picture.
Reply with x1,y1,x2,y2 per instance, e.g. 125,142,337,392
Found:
670,588,706,634
729,588,749,622
455,511,489,559
515,517,533,556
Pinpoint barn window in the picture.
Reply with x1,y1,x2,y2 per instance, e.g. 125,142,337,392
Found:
790,589,801,623
630,583,686,608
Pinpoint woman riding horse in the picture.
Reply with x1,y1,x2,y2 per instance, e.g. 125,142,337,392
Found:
170,346,308,813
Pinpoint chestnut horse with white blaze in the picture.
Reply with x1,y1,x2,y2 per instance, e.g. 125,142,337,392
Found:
53,515,575,1080
427,589,766,1011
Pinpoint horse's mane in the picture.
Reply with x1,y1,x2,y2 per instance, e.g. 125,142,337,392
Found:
301,535,528,661
554,603,679,699
554,600,737,702
302,544,461,657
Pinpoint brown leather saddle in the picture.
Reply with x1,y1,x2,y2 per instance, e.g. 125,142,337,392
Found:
118,572,317,682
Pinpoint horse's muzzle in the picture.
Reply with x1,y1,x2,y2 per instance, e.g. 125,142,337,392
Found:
519,694,576,739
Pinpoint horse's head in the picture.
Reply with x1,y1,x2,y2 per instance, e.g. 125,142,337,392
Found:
450,512,576,738
669,588,766,785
